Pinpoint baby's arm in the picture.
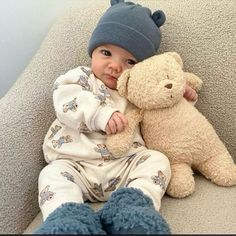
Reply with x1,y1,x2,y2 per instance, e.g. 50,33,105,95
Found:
53,67,117,132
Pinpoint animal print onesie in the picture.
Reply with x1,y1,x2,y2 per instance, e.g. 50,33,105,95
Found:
39,66,171,220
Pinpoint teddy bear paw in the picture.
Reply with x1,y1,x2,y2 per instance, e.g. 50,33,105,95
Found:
106,137,131,158
166,176,195,198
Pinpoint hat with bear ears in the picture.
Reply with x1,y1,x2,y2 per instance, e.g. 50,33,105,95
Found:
88,0,166,62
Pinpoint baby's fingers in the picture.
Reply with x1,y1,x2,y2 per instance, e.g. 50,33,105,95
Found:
106,119,117,135
105,125,111,135
112,113,127,133
116,112,128,127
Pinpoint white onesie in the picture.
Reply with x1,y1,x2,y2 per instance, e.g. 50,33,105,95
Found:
39,66,171,220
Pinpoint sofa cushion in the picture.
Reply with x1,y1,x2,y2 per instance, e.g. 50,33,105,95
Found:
24,175,236,234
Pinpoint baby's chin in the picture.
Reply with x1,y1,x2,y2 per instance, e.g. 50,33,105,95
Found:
106,80,117,90
107,85,117,90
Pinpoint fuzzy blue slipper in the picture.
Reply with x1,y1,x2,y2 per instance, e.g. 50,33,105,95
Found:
98,187,171,234
34,202,106,234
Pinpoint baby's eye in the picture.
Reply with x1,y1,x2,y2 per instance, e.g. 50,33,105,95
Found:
127,59,137,65
101,49,111,56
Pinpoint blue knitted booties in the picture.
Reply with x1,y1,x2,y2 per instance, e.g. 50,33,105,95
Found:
34,202,106,234
98,187,171,234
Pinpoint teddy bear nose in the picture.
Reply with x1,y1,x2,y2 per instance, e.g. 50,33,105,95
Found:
165,83,173,89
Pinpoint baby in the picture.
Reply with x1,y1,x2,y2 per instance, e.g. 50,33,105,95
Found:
34,0,198,234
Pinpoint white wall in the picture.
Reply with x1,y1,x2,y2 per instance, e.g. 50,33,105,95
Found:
0,0,79,98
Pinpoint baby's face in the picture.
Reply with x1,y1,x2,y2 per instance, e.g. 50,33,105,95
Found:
91,44,137,89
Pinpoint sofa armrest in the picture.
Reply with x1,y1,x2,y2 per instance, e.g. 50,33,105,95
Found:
0,1,107,233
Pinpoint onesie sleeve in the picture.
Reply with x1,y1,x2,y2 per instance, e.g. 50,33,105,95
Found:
52,66,117,131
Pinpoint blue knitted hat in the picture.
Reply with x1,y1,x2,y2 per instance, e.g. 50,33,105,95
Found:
88,0,166,62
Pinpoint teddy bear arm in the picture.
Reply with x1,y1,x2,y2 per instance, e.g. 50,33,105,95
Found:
184,72,203,92
105,108,143,158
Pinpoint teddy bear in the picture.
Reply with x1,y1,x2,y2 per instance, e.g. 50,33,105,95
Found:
105,52,236,198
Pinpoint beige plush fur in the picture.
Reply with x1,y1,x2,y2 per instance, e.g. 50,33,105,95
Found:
106,52,236,198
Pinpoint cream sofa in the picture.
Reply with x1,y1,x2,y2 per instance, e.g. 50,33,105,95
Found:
1,0,235,234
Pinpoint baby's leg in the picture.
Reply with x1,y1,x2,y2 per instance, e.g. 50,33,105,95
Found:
127,149,171,210
35,159,106,234
98,150,171,234
38,159,85,220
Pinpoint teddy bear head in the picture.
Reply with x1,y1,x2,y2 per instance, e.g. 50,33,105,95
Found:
117,52,186,110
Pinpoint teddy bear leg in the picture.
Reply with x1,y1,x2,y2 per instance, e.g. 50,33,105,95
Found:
166,163,195,198
197,153,236,186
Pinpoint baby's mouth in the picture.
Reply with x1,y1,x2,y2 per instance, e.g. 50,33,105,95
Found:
110,75,117,80
106,74,117,81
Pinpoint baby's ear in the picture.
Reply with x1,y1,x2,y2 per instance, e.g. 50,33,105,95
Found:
117,69,131,97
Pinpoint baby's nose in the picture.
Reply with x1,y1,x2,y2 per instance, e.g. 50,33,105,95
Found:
165,83,173,89
109,61,122,72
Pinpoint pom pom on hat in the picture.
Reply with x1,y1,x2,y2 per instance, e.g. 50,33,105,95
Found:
88,0,166,61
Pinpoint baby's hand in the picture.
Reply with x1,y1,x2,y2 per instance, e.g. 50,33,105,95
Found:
105,112,128,135
183,84,198,102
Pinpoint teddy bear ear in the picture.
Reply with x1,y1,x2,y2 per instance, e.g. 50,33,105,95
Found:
164,52,183,68
117,69,131,97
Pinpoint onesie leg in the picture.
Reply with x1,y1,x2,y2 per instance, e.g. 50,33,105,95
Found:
98,150,171,234
34,160,106,234
127,150,171,210
34,202,106,234
38,159,86,220
98,187,170,234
